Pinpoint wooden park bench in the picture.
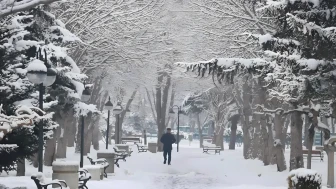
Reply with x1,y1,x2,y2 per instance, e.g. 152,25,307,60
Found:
121,137,141,144
135,143,148,153
31,174,67,189
79,168,91,189
87,155,109,178
113,146,133,157
302,149,324,162
203,146,221,155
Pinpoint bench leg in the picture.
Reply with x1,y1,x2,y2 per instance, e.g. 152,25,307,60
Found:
104,167,108,178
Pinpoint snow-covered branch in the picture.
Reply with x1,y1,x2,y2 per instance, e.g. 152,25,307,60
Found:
0,0,59,18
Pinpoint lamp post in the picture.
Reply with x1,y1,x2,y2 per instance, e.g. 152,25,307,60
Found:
27,48,57,172
80,85,91,168
169,105,181,152
113,102,123,144
104,97,113,149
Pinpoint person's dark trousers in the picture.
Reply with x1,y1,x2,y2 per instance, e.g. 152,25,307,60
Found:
163,149,172,164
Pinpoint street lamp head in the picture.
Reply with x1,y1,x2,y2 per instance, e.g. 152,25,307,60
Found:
26,59,47,84
43,67,57,86
81,86,91,102
113,102,123,115
105,96,113,111
169,107,175,114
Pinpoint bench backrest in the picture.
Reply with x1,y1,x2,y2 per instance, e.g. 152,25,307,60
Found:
302,150,321,154
121,137,141,141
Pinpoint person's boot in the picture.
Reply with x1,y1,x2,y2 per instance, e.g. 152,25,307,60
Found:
168,162,171,165
163,160,166,164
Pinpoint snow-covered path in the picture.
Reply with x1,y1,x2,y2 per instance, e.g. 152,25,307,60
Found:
0,140,332,189
85,145,287,189
122,148,223,189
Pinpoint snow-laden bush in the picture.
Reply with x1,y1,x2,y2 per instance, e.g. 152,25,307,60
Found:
287,168,321,189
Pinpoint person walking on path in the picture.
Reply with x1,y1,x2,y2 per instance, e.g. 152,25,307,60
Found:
160,128,176,165
188,133,193,146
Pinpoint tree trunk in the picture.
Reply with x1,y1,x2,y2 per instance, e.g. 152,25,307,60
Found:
273,112,286,171
115,114,119,144
84,116,96,155
84,130,93,155
116,89,138,141
216,124,224,150
241,75,252,159
108,120,113,145
156,71,164,152
31,153,38,168
212,132,216,144
56,127,67,158
261,117,271,165
56,111,71,158
303,115,309,148
307,109,319,169
229,116,239,150
305,114,313,169
75,120,81,153
229,125,237,150
67,118,76,147
196,113,203,148
281,116,290,150
92,119,100,150
289,110,304,171
242,114,251,159
160,71,171,133
306,123,314,169
75,115,92,154
44,131,57,166
332,118,335,133
157,126,165,151
251,114,262,159
155,68,172,152
16,159,25,176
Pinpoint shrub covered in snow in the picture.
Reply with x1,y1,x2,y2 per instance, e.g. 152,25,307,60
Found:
287,168,321,189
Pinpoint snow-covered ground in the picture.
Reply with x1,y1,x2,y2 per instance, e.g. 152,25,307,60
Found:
0,139,333,189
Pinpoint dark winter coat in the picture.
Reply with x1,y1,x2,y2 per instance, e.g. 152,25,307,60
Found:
160,133,176,151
